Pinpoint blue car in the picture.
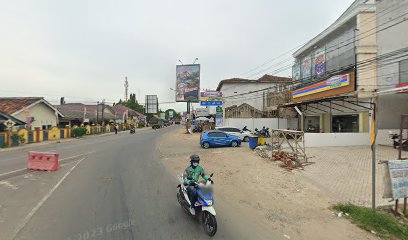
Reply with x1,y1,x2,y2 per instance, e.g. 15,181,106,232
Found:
200,130,242,149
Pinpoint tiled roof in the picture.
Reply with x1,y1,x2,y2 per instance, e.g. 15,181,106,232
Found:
0,111,26,125
112,104,146,118
55,103,115,121
216,75,292,91
0,97,43,115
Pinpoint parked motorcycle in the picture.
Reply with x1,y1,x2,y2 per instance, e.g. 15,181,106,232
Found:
177,173,217,237
389,132,408,151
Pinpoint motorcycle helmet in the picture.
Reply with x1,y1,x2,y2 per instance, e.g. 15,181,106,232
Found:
190,154,200,168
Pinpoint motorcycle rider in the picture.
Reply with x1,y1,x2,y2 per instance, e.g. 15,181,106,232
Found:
242,126,248,132
183,154,212,215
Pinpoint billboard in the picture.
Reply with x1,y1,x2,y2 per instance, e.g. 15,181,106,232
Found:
160,113,166,119
200,90,222,106
301,55,312,81
292,61,301,81
314,48,326,78
176,64,200,102
145,95,158,114
169,110,174,118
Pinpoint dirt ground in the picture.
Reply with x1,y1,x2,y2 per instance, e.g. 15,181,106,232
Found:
157,128,378,240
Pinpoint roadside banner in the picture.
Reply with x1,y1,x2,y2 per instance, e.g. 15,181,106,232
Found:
196,108,209,117
200,90,222,106
386,160,408,199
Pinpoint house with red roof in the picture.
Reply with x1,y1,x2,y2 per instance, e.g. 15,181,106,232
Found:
0,97,63,130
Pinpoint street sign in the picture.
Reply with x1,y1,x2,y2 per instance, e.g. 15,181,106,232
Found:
4,120,15,128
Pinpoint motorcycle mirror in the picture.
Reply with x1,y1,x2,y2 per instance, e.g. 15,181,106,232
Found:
210,173,214,177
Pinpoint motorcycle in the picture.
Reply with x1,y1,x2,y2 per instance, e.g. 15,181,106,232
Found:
389,132,408,151
177,173,217,237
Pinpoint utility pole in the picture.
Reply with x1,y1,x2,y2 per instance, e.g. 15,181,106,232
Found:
96,101,99,124
101,99,105,125
124,77,129,101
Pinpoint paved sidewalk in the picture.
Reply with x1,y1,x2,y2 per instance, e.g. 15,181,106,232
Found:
298,145,408,207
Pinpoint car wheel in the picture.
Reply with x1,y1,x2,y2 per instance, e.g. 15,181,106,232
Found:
243,136,249,142
231,141,238,147
202,142,210,149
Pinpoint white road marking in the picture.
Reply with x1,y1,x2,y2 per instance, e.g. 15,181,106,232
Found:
0,181,19,190
0,151,95,178
10,157,85,240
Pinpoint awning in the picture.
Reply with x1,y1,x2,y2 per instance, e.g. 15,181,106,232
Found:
279,94,373,114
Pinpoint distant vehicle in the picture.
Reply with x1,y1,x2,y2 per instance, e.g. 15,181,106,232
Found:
216,126,251,142
200,130,241,149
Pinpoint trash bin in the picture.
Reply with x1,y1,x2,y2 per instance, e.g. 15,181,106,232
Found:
248,135,258,149
258,137,266,145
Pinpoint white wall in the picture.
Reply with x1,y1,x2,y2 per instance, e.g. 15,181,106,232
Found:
304,133,370,147
223,118,292,131
14,102,57,129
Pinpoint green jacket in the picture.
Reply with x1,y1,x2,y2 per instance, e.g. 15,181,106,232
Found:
183,165,209,185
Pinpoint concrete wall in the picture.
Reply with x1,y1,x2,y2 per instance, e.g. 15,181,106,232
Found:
223,118,295,132
13,102,57,129
304,132,370,147
376,0,408,129
356,11,378,98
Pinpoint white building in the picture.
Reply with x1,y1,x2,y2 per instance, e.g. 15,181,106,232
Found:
0,97,63,130
216,75,292,118
375,0,408,144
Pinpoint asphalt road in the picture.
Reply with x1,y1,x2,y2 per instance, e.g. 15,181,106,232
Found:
1,127,279,240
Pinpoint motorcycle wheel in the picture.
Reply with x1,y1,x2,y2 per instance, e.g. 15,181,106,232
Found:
201,211,217,237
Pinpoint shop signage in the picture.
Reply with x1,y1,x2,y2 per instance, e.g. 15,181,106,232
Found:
196,108,209,117
387,160,408,199
292,61,301,81
293,74,350,99
200,90,222,106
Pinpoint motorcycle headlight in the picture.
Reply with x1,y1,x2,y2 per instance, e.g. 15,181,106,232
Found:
205,200,213,206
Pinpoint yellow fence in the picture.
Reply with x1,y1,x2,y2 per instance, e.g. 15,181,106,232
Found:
0,123,132,148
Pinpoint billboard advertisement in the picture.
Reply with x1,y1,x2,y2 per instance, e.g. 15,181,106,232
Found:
176,64,200,102
292,61,301,81
200,90,222,106
314,48,326,78
160,113,166,119
145,95,158,114
301,55,312,81
169,110,174,118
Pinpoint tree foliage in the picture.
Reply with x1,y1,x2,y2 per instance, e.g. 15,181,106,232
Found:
118,93,144,113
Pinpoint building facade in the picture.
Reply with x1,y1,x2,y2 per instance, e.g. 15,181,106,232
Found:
376,0,408,134
284,0,377,133
0,97,63,130
217,75,292,118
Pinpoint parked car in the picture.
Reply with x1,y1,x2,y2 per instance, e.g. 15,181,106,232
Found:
216,126,251,142
200,130,242,149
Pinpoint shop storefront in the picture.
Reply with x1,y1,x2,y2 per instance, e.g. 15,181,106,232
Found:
281,70,373,133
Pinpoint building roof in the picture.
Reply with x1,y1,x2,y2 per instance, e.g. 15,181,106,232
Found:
0,97,63,117
55,103,115,121
293,0,375,57
112,104,145,118
216,75,292,91
0,111,26,125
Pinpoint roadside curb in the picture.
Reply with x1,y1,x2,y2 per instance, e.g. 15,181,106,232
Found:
0,128,150,153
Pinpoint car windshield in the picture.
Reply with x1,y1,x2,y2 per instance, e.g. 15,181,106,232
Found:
1,1,407,239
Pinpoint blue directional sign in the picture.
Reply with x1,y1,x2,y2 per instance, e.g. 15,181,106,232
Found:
200,101,222,106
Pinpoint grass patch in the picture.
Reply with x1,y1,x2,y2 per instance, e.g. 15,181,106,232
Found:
333,203,408,239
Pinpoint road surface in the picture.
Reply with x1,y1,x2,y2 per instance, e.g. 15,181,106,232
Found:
0,127,279,240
